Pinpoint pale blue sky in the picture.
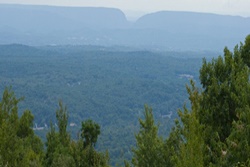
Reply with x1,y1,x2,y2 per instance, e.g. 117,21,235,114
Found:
0,0,249,19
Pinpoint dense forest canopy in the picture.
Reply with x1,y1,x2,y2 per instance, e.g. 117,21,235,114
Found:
1,34,250,166
0,44,209,165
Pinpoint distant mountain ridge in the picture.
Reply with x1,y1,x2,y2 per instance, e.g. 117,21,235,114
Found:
0,4,128,31
136,11,250,26
136,11,250,34
0,4,249,51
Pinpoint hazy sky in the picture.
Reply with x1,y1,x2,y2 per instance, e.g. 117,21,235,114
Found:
0,0,250,19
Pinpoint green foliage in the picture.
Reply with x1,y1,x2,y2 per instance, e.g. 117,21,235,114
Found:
0,44,204,164
168,34,250,166
17,110,34,138
175,81,204,167
0,88,109,167
0,87,43,166
81,119,100,147
72,144,109,167
44,101,109,167
44,101,74,167
56,100,70,147
241,35,250,67
51,153,75,167
197,35,250,166
75,119,109,167
1,35,250,166
199,46,248,142
44,123,59,166
132,104,166,167
162,119,182,166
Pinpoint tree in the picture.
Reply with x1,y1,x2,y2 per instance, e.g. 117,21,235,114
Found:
170,35,250,166
72,119,109,167
44,122,59,166
81,119,100,147
56,100,70,147
44,101,74,167
44,101,109,167
132,104,165,167
0,87,43,166
225,35,250,166
241,35,250,67
162,119,182,167
175,81,204,167
17,110,34,138
0,88,109,166
198,35,250,166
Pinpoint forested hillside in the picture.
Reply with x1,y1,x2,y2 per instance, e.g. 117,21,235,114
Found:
0,34,250,166
0,44,209,165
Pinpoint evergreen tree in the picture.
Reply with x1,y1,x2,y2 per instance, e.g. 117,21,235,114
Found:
81,119,100,147
0,87,43,166
71,119,109,167
225,36,250,165
162,119,182,167
132,104,165,167
198,35,250,166
171,35,250,166
44,101,75,167
175,81,204,167
44,101,109,167
56,100,70,147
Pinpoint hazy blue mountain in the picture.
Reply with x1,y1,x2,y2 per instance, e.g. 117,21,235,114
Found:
0,4,128,31
134,11,250,50
135,11,250,31
0,4,131,46
0,4,249,51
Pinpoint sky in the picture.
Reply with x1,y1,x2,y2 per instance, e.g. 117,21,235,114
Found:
0,0,250,20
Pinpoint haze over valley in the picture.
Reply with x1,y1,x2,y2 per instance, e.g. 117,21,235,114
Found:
0,2,250,166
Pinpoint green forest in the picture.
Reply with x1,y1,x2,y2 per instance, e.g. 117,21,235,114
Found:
1,35,250,166
0,43,210,165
